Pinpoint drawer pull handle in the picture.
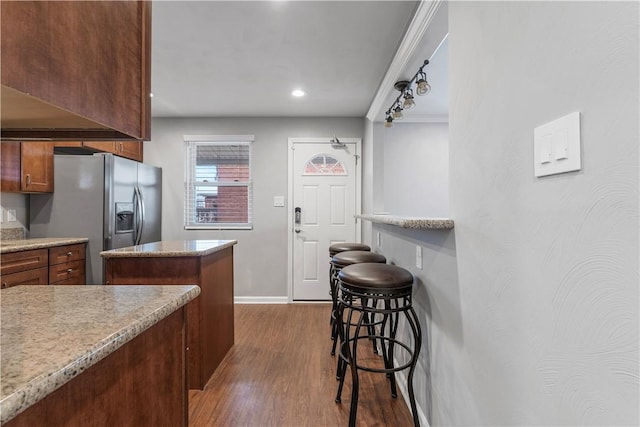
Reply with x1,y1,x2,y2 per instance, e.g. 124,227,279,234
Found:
66,251,73,257
25,174,31,186
2,282,7,289
66,268,73,273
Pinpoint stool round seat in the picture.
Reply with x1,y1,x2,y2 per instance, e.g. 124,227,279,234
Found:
329,242,371,257
338,263,413,293
332,250,386,268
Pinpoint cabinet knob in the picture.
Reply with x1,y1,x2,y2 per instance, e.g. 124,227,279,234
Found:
1,282,7,289
25,174,31,186
66,268,73,274
66,251,73,257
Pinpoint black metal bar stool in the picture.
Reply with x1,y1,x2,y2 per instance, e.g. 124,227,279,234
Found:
328,243,370,340
335,263,421,427
330,250,386,357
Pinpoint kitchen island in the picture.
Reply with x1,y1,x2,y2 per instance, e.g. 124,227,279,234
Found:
1,284,200,426
101,240,237,390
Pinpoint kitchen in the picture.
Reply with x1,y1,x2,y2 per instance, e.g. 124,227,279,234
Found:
1,1,638,427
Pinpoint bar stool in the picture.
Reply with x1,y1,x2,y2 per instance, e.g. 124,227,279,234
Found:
330,250,386,356
329,242,371,258
335,263,421,427
328,243,370,338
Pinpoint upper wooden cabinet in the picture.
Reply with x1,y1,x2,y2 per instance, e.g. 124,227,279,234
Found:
0,1,151,141
55,141,144,162
1,142,54,193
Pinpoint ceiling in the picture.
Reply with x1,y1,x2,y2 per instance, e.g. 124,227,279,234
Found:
151,1,449,120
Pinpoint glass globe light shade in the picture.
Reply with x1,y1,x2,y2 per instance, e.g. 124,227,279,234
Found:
403,95,415,109
392,106,403,120
416,79,431,96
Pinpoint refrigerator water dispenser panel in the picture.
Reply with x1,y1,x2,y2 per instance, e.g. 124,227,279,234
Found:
116,203,135,233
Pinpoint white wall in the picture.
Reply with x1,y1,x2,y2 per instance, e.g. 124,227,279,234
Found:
146,117,364,298
382,122,449,216
362,2,638,426
445,1,638,425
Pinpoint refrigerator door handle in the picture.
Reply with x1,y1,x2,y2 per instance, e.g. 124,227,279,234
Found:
137,185,146,245
133,186,142,245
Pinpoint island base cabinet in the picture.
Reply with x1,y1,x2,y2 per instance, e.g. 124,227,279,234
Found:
104,247,235,390
5,309,188,427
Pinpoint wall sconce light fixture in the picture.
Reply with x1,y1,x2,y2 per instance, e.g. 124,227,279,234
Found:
384,59,430,128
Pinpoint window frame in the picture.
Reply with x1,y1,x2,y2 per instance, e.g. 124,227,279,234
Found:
183,135,254,230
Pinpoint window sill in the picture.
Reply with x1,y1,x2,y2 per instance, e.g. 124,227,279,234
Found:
185,225,253,231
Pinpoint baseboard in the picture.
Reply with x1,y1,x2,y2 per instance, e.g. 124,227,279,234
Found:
234,296,289,304
394,357,430,427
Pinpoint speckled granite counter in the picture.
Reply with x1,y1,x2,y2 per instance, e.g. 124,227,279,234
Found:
100,239,237,258
0,237,89,254
356,214,454,230
0,285,200,424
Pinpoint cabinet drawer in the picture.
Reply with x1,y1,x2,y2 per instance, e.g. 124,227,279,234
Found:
49,260,85,284
1,267,48,289
0,249,48,275
49,244,86,265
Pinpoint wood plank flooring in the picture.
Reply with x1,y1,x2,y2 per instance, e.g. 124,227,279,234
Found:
189,304,415,426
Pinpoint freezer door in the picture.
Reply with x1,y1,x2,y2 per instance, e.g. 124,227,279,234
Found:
137,163,162,244
106,155,138,250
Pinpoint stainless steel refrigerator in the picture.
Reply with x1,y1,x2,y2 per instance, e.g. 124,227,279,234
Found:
30,154,162,284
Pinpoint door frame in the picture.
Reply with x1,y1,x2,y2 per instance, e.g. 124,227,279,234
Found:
287,137,362,303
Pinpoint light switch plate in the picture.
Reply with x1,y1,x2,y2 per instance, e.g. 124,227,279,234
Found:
7,209,17,222
273,196,285,207
534,112,581,177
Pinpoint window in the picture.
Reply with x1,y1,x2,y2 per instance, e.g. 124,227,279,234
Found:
184,135,253,229
303,154,347,175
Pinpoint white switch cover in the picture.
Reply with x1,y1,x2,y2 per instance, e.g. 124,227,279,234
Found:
7,209,17,222
534,112,581,177
273,196,285,207
416,245,423,270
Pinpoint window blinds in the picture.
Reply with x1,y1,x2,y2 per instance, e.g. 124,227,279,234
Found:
184,138,253,229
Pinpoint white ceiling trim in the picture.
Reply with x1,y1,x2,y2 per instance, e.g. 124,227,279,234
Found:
366,0,444,122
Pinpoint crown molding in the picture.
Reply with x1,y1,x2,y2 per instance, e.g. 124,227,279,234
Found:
366,0,445,122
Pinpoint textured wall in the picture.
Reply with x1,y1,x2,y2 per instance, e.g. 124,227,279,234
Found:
447,1,639,425
147,117,365,298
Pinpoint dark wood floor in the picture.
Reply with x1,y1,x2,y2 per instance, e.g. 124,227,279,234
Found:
189,304,415,426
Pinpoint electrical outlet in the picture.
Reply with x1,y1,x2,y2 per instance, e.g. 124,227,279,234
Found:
7,209,17,222
416,245,423,270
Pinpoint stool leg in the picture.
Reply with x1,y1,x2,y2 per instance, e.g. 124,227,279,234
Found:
361,297,378,354
335,301,355,403
385,299,399,398
330,269,339,355
405,306,422,427
348,310,365,427
335,293,351,380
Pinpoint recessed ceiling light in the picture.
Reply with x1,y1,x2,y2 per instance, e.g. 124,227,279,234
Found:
291,89,305,97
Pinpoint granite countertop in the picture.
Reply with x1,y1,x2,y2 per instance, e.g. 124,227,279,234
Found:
100,239,238,258
0,285,200,424
0,237,89,254
356,214,454,230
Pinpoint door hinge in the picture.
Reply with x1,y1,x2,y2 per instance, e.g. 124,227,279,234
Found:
354,154,360,165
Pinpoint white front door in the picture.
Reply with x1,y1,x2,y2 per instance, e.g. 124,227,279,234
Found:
289,138,361,301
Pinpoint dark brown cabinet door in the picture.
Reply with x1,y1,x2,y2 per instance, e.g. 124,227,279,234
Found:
21,142,54,192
